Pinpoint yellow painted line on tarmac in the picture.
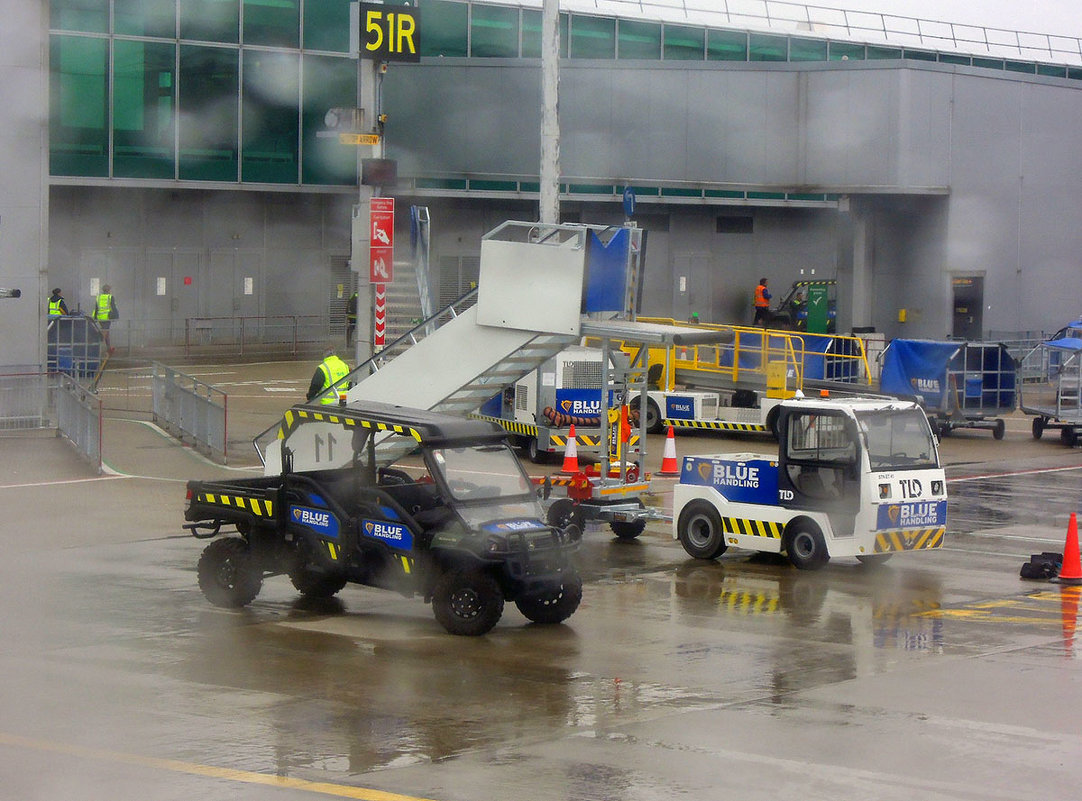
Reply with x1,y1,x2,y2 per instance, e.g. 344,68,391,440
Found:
0,732,441,801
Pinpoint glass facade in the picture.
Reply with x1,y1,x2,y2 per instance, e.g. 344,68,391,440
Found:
48,0,1082,187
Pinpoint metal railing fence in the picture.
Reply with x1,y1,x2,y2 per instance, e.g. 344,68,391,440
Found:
151,362,228,462
56,374,102,472
0,372,53,430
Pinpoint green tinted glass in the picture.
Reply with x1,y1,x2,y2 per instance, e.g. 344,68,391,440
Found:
50,35,108,176
707,29,747,61
828,41,865,61
116,0,176,37
570,15,615,59
618,19,661,60
303,0,352,52
663,25,704,60
418,0,468,57
301,55,357,185
242,50,298,183
51,0,108,33
472,4,519,57
180,0,240,44
749,33,787,61
867,46,902,60
179,45,239,180
244,0,299,47
114,40,176,179
790,37,827,62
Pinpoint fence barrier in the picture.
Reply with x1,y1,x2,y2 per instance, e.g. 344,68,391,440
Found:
151,362,228,462
56,374,103,472
0,372,53,430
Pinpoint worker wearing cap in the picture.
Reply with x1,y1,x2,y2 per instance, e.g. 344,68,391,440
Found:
47,288,69,317
307,348,352,405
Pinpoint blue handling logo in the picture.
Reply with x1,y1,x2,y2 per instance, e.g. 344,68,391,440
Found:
291,505,340,539
363,519,414,551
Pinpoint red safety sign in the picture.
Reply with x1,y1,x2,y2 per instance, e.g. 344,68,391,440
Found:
369,197,394,284
374,283,386,348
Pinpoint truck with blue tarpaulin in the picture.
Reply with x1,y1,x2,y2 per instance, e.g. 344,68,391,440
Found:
879,339,1016,439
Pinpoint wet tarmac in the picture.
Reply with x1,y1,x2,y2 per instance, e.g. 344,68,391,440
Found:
2,360,1081,800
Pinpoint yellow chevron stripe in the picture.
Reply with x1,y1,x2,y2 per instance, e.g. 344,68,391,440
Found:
875,527,946,553
724,517,782,538
665,419,768,432
720,590,781,614
326,542,339,560
400,555,412,574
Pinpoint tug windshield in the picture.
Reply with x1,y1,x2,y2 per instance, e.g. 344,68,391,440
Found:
856,408,939,470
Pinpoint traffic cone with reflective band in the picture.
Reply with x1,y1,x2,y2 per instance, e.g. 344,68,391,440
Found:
658,425,680,476
1056,512,1082,584
560,424,580,475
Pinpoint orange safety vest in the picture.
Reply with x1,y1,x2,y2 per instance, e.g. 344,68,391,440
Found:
754,284,770,308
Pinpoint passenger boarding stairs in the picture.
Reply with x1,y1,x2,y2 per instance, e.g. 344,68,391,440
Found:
262,221,639,471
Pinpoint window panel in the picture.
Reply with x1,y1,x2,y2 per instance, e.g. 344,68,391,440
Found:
244,0,299,47
867,45,902,60
829,41,865,61
790,37,827,62
114,40,176,179
707,29,747,61
663,24,704,61
180,0,240,44
242,50,299,183
471,4,519,58
618,19,661,60
51,0,108,33
749,33,787,62
50,35,108,176
301,55,357,185
521,10,568,59
418,0,468,57
179,45,239,181
303,0,352,52
116,0,176,37
570,15,616,59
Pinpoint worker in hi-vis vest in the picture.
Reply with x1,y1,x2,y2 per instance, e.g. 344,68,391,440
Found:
95,284,118,353
307,348,352,405
753,277,772,327
47,288,69,317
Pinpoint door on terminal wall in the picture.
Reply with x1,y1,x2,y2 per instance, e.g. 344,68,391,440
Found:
952,276,984,340
146,249,201,344
81,247,141,346
209,249,263,342
671,253,711,322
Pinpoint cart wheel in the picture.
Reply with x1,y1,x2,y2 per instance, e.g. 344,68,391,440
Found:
547,498,584,531
610,519,646,540
784,522,830,571
992,419,1006,440
1032,417,1045,440
1062,427,1078,447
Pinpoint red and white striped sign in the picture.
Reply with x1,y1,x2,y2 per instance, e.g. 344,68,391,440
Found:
369,197,394,284
374,283,386,348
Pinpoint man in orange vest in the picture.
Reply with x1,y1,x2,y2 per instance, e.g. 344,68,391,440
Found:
753,277,772,326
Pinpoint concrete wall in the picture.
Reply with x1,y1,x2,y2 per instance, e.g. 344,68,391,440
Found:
0,0,46,369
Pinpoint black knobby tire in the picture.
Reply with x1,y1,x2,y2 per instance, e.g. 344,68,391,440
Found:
784,523,830,570
992,419,1006,440
197,537,262,608
676,501,728,560
610,519,646,540
856,553,893,567
515,574,583,624
547,498,584,531
1032,417,1045,440
289,565,348,599
432,569,505,636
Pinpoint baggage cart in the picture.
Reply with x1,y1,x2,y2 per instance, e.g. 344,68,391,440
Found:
880,339,1016,439
1018,337,1082,445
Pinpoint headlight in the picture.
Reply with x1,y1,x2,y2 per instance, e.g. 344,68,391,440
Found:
931,480,943,495
878,483,891,499
485,535,507,554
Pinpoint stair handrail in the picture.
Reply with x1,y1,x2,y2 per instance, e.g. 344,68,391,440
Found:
252,287,479,464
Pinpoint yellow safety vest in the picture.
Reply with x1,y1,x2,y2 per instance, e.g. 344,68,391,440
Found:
48,297,64,316
317,355,351,404
95,293,113,321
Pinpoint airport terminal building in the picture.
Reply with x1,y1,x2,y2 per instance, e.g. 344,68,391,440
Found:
4,0,1082,368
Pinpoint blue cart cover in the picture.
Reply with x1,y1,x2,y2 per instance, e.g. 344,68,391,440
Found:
880,340,960,407
882,339,1016,413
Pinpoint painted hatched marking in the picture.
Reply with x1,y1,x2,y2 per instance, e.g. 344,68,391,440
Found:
724,517,783,538
666,419,768,432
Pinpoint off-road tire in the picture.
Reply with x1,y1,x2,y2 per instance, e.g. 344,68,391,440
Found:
432,569,504,636
289,565,348,598
677,501,728,560
784,523,830,570
515,575,583,624
197,537,262,608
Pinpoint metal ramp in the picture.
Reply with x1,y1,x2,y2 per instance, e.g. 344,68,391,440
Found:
260,221,645,472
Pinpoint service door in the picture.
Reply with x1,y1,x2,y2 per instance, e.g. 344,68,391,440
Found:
671,253,710,322
146,249,201,344
952,276,984,340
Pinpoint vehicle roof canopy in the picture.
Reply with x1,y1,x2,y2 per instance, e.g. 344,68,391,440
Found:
281,401,508,445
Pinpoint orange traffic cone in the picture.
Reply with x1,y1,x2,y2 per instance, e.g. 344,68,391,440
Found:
560,424,580,474
1056,512,1082,585
658,425,680,476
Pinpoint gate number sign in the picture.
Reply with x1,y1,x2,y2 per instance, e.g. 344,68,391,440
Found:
359,3,421,62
